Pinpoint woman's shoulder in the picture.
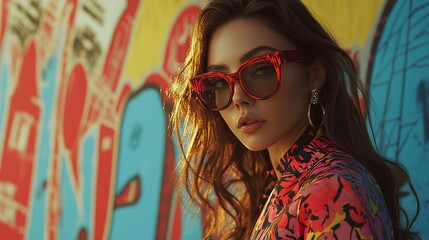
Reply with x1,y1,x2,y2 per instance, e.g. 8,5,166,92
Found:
303,138,383,202
305,134,375,182
294,141,393,239
299,152,384,206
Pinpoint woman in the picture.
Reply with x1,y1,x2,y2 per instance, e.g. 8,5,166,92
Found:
169,0,419,239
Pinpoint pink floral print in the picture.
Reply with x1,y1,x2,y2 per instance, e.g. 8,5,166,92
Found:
250,129,392,240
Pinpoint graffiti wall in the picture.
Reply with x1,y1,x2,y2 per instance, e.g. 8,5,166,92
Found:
0,0,427,239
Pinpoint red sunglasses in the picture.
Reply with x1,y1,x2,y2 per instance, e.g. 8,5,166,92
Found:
191,50,314,111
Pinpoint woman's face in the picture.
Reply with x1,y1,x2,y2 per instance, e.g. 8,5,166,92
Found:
207,18,324,159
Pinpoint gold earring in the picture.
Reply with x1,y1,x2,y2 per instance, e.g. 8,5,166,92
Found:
307,88,325,128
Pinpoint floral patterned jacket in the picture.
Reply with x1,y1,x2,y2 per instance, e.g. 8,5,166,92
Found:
250,129,393,240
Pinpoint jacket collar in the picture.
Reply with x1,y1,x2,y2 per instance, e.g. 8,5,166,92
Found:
275,127,324,176
258,127,327,211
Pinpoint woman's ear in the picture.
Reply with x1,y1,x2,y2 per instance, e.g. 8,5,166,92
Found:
309,56,326,89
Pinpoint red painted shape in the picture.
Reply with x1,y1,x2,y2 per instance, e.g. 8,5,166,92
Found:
0,40,40,239
45,1,80,239
359,96,366,117
156,124,177,239
62,63,87,194
170,196,182,240
144,73,170,98
345,48,361,73
63,64,87,149
85,95,101,128
59,0,79,89
116,83,132,112
114,175,141,207
102,0,141,92
93,125,116,240
66,0,79,26
77,227,87,240
162,5,200,78
91,0,142,239
0,0,10,48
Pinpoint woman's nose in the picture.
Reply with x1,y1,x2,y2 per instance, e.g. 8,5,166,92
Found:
231,81,255,108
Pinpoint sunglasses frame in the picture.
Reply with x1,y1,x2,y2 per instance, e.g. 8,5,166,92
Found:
191,50,314,111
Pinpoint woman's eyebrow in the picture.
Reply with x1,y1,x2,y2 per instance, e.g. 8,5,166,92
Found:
207,64,227,71
240,45,277,62
207,46,277,71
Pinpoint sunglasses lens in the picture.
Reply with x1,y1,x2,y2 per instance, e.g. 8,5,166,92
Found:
196,76,231,110
241,60,278,98
193,56,281,111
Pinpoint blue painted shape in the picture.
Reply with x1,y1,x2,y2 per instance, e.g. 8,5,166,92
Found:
170,135,203,239
110,87,165,239
58,154,84,238
180,179,203,239
0,36,11,155
369,0,429,237
0,64,9,148
26,31,63,240
82,129,97,238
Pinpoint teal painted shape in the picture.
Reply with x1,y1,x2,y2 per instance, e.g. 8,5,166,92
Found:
369,0,429,237
111,87,165,239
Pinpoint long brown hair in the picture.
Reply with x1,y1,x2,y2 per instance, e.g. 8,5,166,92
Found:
168,0,419,239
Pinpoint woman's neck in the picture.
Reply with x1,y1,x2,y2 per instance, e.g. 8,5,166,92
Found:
267,123,309,179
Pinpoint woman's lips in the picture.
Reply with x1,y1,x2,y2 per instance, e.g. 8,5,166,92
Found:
237,115,265,133
239,121,264,133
